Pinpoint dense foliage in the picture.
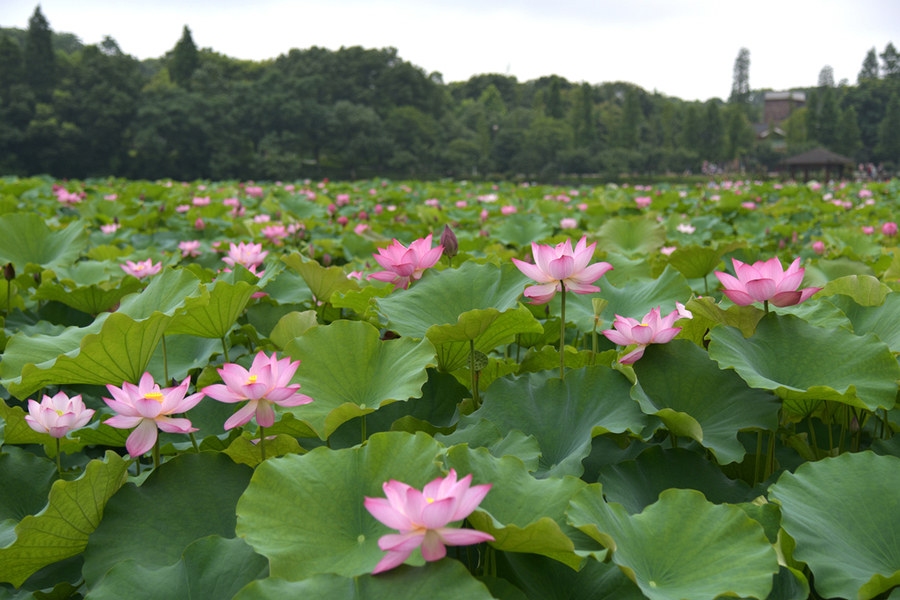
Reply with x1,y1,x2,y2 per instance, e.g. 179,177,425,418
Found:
0,174,898,599
1,8,899,181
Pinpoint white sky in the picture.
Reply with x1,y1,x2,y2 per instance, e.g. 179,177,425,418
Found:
3,0,898,101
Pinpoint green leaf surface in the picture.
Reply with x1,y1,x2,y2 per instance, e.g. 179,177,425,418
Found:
281,252,359,304
0,452,128,588
597,446,753,514
665,241,745,279
685,296,765,338
82,452,253,589
631,340,781,464
492,214,553,246
496,550,644,600
556,266,692,333
0,214,88,272
146,335,220,383
1,268,208,398
826,293,900,352
84,536,267,600
444,445,603,569
33,276,143,316
0,447,58,523
812,274,890,306
708,313,900,413
236,432,445,580
375,261,531,339
596,217,666,256
467,366,649,478
566,487,778,600
233,561,495,600
769,452,900,600
224,434,303,467
165,276,258,339
269,310,318,350
283,320,436,439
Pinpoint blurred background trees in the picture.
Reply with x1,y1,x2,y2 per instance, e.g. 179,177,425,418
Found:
0,6,898,181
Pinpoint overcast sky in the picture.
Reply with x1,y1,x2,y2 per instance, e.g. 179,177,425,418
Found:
3,0,898,101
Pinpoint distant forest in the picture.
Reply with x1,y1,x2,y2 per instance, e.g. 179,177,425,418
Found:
1,6,899,181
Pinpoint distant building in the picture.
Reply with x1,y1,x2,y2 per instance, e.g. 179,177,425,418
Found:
763,92,806,125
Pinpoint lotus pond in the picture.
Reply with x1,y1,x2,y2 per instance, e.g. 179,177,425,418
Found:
0,175,899,600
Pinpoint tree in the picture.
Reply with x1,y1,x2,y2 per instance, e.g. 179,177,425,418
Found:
729,48,750,106
545,76,563,119
859,48,880,81
817,86,839,148
698,100,724,161
618,87,642,148
876,94,900,163
782,107,809,152
724,104,755,161
880,42,900,79
572,82,595,147
24,6,57,101
817,65,834,88
0,35,24,94
835,105,862,159
169,26,199,87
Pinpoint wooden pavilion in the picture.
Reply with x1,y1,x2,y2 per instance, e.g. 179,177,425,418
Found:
779,147,855,182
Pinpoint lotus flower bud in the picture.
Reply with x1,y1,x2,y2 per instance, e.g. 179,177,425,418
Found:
322,253,332,267
4,263,14,281
440,225,458,259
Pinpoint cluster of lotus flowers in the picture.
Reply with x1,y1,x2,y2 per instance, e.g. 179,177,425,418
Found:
26,233,826,574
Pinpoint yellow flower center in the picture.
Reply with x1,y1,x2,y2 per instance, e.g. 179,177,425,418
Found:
426,497,434,504
135,264,144,271
55,409,65,416
247,375,257,384
144,392,164,402
638,323,650,327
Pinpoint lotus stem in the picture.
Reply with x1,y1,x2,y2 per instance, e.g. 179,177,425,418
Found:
591,326,598,366
162,335,168,383
6,279,9,315
361,415,367,444
807,416,819,460
259,426,266,461
152,438,160,470
516,334,521,364
56,438,61,476
838,405,848,455
135,456,141,476
752,430,763,487
824,402,834,454
763,300,769,314
765,430,776,479
559,284,566,379
883,408,891,440
221,336,230,363
671,433,678,449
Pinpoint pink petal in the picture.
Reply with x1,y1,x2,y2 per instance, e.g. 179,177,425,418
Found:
532,243,556,275
372,549,413,574
744,278,777,303
134,397,163,419
511,258,552,283
436,527,495,546
714,270,743,291
104,414,144,429
274,392,314,407
201,384,246,403
722,289,756,306
572,260,612,284
378,532,426,552
450,483,492,520
757,257,785,280
368,271,401,284
420,530,447,561
769,291,802,307
223,401,259,430
365,497,414,530
548,255,575,281
775,269,804,293
255,400,276,427
652,327,681,344
126,419,158,457
602,328,633,346
155,416,196,434
173,392,205,413
523,283,558,303
419,497,457,529
417,246,444,270
619,345,647,364
631,325,655,345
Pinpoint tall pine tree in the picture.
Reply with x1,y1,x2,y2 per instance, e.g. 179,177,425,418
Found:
0,35,25,94
729,48,750,107
24,6,56,101
876,94,900,163
169,26,199,87
835,106,862,159
858,48,879,82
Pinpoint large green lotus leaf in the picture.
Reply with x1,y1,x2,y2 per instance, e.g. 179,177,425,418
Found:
567,487,778,600
596,217,666,256
496,550,644,600
772,296,852,330
666,241,746,279
269,310,318,350
555,266,692,333
708,313,900,413
84,536,267,600
224,433,303,468
493,214,553,246
233,561,494,600
631,340,781,464
434,305,542,372
0,447,58,522
1,269,208,398
685,296,765,338
32,276,143,316
281,252,359,304
466,366,650,478
0,213,88,271
331,285,393,320
375,261,531,339
165,274,259,339
826,293,900,352
145,335,221,383
811,274,890,306
804,260,877,290
82,452,253,589
0,451,128,588
768,452,900,600
444,445,604,569
235,432,445,580
282,320,436,439
597,446,753,514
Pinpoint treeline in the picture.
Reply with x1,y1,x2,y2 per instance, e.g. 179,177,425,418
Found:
1,7,899,181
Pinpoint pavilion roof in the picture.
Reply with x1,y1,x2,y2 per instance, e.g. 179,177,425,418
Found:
780,147,855,166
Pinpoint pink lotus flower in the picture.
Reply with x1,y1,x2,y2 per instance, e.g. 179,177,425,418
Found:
121,259,162,279
261,224,288,244
714,257,821,308
103,374,204,457
192,196,210,206
176,205,191,213
253,214,271,224
862,226,875,235
364,469,494,574
201,351,313,429
660,246,677,256
25,392,94,438
511,236,613,305
179,240,202,257
601,307,683,364
501,205,517,215
104,194,118,201
100,223,120,234
882,222,898,237
812,241,825,255
677,223,696,234
353,223,369,235
368,235,443,289
245,186,264,198
559,217,578,229
635,196,651,208
222,241,268,269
